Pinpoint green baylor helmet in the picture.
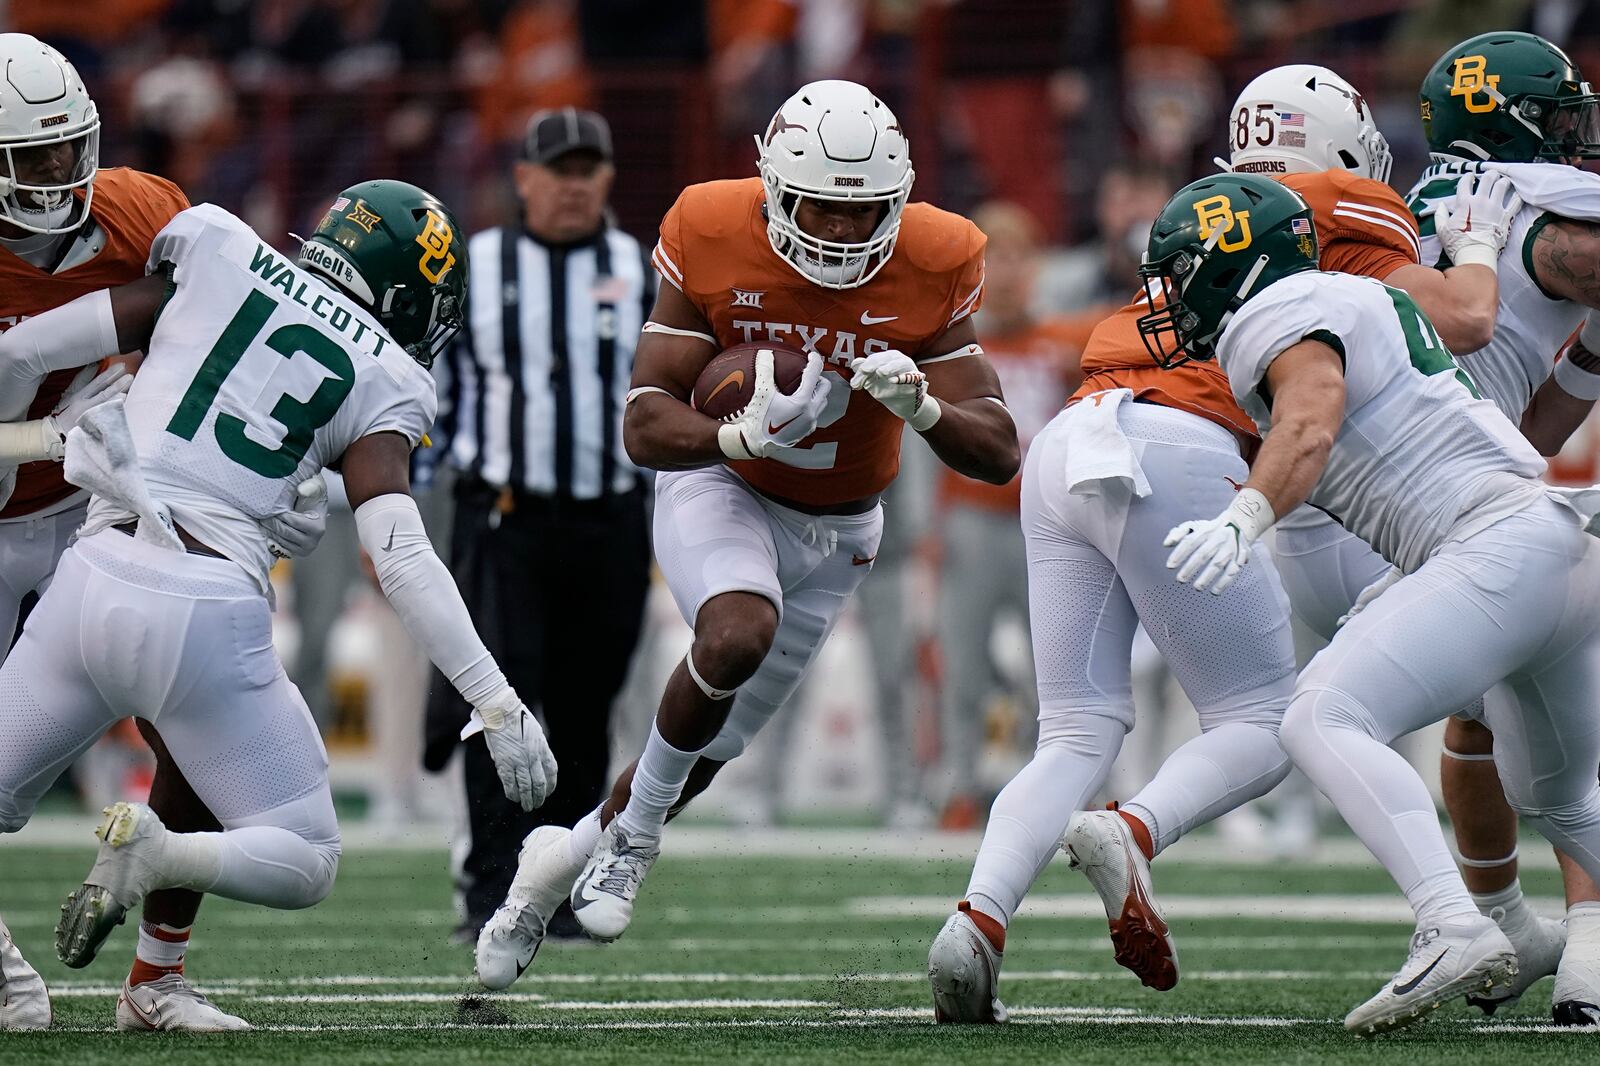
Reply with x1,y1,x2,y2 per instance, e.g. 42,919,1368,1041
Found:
1136,174,1319,368
298,179,467,367
1420,31,1600,163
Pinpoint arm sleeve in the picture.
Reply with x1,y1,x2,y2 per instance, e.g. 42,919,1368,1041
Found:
0,289,119,415
354,492,506,706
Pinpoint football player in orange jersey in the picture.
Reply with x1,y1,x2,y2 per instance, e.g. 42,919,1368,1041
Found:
0,34,282,1032
926,64,1522,1023
473,79,1019,985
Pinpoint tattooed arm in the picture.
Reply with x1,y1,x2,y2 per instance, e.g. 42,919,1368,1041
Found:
1514,220,1600,454
1529,217,1600,307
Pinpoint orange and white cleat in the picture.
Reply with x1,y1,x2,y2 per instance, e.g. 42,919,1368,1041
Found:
1062,809,1179,991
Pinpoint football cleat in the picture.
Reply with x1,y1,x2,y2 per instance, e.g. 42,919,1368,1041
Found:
476,826,586,990
116,973,251,1032
927,905,1008,1024
1345,916,1516,1035
0,916,50,1030
1554,907,1600,1026
570,819,660,942
1466,905,1565,1014
56,802,168,968
1062,809,1178,991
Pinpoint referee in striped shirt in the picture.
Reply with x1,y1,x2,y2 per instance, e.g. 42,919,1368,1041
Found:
428,108,653,942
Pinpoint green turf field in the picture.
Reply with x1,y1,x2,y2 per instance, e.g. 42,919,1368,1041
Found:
1,836,1591,1064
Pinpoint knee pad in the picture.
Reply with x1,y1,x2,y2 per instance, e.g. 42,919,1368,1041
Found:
1280,685,1385,761
299,834,341,907
1196,687,1288,737
1035,701,1130,754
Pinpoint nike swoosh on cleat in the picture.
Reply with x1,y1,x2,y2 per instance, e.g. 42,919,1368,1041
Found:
851,553,876,566
1392,950,1449,995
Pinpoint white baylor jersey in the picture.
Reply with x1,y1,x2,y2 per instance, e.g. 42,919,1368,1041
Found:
87,204,437,587
1407,160,1592,421
1218,270,1547,574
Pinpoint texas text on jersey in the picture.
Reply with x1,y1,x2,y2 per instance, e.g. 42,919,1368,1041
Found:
652,176,986,506
1069,167,1421,445
0,167,189,517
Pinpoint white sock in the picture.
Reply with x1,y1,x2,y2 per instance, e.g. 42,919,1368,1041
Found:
135,922,189,970
964,709,1123,923
1569,900,1600,940
1472,878,1532,925
568,808,603,864
1121,721,1290,855
615,722,708,839
1282,694,1480,926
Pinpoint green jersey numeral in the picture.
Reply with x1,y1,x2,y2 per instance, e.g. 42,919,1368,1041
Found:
1386,287,1481,398
167,289,355,476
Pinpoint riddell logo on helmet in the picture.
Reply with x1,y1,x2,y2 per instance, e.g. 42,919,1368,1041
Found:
1233,160,1287,174
833,176,866,187
38,114,69,129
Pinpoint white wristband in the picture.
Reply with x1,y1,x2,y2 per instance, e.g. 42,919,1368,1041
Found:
1555,349,1600,401
910,395,942,432
1581,313,1600,355
0,417,62,464
718,421,757,460
1451,244,1499,271
1226,487,1276,542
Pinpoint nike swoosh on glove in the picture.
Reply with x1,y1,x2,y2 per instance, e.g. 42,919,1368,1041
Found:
471,688,558,811
264,474,330,560
849,350,936,429
1435,171,1522,270
1164,488,1275,595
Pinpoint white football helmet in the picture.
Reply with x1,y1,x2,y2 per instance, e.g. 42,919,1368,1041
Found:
755,80,914,289
0,34,100,235
1225,65,1391,184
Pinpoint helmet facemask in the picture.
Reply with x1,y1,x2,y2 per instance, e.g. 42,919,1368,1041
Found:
1136,234,1274,368
758,147,912,289
0,120,99,236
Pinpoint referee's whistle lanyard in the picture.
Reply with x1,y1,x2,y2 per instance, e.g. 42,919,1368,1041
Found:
487,486,516,530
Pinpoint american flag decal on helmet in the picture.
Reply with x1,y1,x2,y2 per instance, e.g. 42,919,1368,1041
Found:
1291,218,1312,235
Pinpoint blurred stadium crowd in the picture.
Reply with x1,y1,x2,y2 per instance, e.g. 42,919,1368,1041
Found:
23,0,1600,840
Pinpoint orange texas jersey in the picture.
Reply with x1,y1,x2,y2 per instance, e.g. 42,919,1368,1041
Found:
1071,168,1422,444
653,177,986,506
940,314,1088,513
0,167,189,519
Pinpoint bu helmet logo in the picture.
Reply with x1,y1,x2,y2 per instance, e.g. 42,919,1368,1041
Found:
1449,55,1502,114
1193,195,1253,253
415,209,456,283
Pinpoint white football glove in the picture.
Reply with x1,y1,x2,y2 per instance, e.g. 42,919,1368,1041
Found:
1435,171,1522,270
264,474,329,560
1336,566,1402,629
46,364,132,461
848,350,941,431
466,687,558,811
1164,488,1275,595
718,347,833,460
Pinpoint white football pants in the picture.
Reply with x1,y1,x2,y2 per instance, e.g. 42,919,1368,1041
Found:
1280,499,1600,925
0,530,339,909
0,500,84,654
965,402,1296,921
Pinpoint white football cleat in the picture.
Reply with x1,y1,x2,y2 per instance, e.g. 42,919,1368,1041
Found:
0,916,50,1030
476,826,586,990
57,802,169,968
1345,916,1517,1035
570,820,659,942
1554,906,1600,1026
1466,905,1565,1015
117,973,251,1032
1061,809,1178,991
927,905,1008,1024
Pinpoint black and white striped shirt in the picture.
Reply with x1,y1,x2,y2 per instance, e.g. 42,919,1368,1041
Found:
438,224,653,498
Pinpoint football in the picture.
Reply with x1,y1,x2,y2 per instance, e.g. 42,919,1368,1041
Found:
691,341,811,420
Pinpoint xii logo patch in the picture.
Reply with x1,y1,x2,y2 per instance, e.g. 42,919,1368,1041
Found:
1449,55,1502,114
731,288,765,309
1193,195,1252,253
346,200,383,234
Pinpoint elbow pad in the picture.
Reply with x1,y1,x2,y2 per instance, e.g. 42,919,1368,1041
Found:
353,493,507,706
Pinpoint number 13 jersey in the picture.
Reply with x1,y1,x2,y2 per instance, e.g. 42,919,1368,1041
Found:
91,204,437,586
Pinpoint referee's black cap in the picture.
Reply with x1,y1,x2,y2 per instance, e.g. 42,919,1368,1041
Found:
522,107,614,165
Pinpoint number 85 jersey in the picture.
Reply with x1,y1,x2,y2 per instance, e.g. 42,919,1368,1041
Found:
99,204,437,586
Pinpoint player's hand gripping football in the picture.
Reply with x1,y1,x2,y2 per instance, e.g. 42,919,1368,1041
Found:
264,474,330,560
722,347,832,459
46,364,132,460
1164,488,1275,595
468,687,558,811
848,350,940,431
1434,171,1521,270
